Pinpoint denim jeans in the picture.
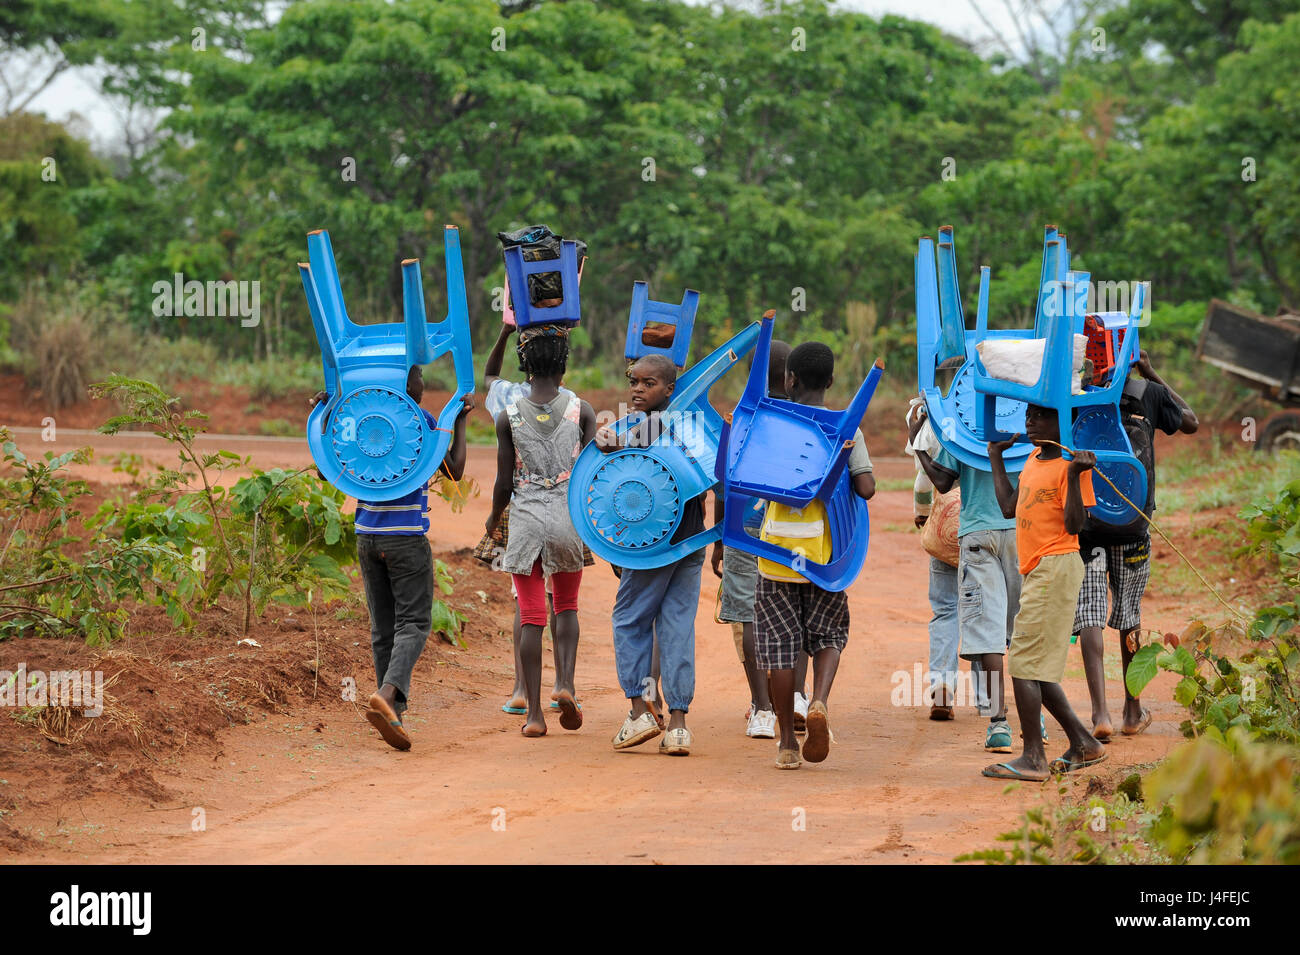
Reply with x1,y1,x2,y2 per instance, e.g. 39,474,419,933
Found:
356,533,433,715
927,556,959,697
611,548,706,713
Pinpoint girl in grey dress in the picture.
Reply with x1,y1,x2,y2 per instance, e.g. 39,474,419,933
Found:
485,325,597,737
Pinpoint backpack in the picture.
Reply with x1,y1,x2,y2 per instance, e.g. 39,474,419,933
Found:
758,499,831,583
1082,378,1155,544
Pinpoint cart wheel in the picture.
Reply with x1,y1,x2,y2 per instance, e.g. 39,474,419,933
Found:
1256,411,1300,454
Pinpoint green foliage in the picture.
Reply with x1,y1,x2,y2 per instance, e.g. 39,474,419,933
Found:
0,428,197,643
956,789,1167,865
89,375,356,634
431,558,468,649
1145,727,1300,864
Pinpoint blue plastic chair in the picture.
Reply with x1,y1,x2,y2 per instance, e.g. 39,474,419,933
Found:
714,314,882,592
969,246,1148,525
299,226,475,501
568,323,761,569
502,239,582,328
916,224,1034,475
724,313,882,508
624,281,699,367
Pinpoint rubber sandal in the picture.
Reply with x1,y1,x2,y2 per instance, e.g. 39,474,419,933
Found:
548,699,582,711
981,761,1049,782
1049,751,1109,774
502,702,527,715
775,748,802,770
802,701,831,763
554,690,583,731
365,693,412,751
1121,708,1152,736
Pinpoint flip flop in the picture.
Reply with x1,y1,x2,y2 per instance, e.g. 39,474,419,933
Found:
982,762,1049,782
1121,709,1153,736
1049,751,1109,774
502,702,527,715
365,694,412,751
554,690,583,731
547,700,582,711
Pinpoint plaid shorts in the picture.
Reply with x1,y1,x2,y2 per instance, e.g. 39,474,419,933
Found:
754,577,849,670
1072,537,1151,632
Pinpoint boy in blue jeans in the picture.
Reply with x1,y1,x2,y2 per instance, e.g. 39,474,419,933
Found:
755,343,875,769
597,354,707,756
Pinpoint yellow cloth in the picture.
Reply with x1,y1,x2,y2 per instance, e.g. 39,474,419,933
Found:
1007,552,1086,683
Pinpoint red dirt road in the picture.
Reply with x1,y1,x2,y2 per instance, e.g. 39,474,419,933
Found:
13,437,1185,864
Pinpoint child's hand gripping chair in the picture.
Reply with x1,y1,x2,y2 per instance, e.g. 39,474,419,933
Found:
299,226,475,501
969,228,1148,525
568,322,761,570
716,313,884,592
915,224,1034,474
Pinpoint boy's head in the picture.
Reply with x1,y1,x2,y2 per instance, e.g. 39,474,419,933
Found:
1024,403,1060,446
785,341,834,399
768,339,791,397
407,365,424,404
517,324,570,380
627,354,676,412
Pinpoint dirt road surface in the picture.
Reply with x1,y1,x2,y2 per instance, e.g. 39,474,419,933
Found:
13,432,1183,864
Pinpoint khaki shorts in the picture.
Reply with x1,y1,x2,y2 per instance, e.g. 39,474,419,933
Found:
1007,552,1086,684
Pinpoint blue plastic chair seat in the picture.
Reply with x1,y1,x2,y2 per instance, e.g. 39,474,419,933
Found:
300,227,474,501
503,239,582,328
726,315,882,508
568,323,762,570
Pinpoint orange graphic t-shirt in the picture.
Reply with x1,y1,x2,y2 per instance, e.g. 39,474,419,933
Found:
1014,451,1096,575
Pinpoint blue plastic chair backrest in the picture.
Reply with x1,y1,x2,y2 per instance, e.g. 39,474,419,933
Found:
300,226,475,501
567,323,761,570
503,239,582,328
725,313,882,508
625,281,699,367
916,227,1032,473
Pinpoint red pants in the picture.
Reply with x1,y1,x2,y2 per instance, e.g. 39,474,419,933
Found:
512,560,582,626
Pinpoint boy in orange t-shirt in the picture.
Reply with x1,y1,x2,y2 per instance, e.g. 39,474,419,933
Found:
982,404,1107,782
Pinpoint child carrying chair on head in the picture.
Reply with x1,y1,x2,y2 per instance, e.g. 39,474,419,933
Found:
983,403,1106,781
477,322,594,717
485,325,597,737
755,343,876,769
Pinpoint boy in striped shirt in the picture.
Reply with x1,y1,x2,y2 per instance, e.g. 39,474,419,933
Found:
313,366,473,749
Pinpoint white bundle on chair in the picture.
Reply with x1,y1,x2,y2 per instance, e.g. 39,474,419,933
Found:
975,334,1088,395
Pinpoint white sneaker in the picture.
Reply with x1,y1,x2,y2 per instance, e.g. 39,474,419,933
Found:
794,692,810,730
747,709,777,739
612,711,662,750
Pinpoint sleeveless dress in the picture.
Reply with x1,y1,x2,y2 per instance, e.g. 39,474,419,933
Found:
500,391,586,576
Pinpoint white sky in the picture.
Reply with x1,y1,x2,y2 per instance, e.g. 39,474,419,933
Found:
21,0,1023,153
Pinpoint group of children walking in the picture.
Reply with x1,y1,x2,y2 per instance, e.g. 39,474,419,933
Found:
337,309,1196,779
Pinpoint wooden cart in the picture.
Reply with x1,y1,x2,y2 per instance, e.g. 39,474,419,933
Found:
1199,299,1300,453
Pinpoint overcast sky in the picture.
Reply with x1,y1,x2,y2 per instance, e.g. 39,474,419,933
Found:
23,0,1024,152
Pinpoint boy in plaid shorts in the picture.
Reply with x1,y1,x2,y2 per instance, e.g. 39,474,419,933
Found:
755,343,876,770
1072,350,1198,740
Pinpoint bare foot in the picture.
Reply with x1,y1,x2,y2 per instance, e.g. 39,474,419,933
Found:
555,690,583,731
1092,719,1114,743
504,694,527,711
1121,706,1152,736
521,720,547,738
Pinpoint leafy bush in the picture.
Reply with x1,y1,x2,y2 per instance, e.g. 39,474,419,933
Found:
1145,727,1300,864
0,430,197,643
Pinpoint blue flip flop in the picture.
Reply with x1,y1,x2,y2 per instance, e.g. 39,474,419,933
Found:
982,762,1049,782
548,700,582,711
502,702,527,715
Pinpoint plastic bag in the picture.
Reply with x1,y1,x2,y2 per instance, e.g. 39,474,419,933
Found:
497,225,588,305
975,334,1087,394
